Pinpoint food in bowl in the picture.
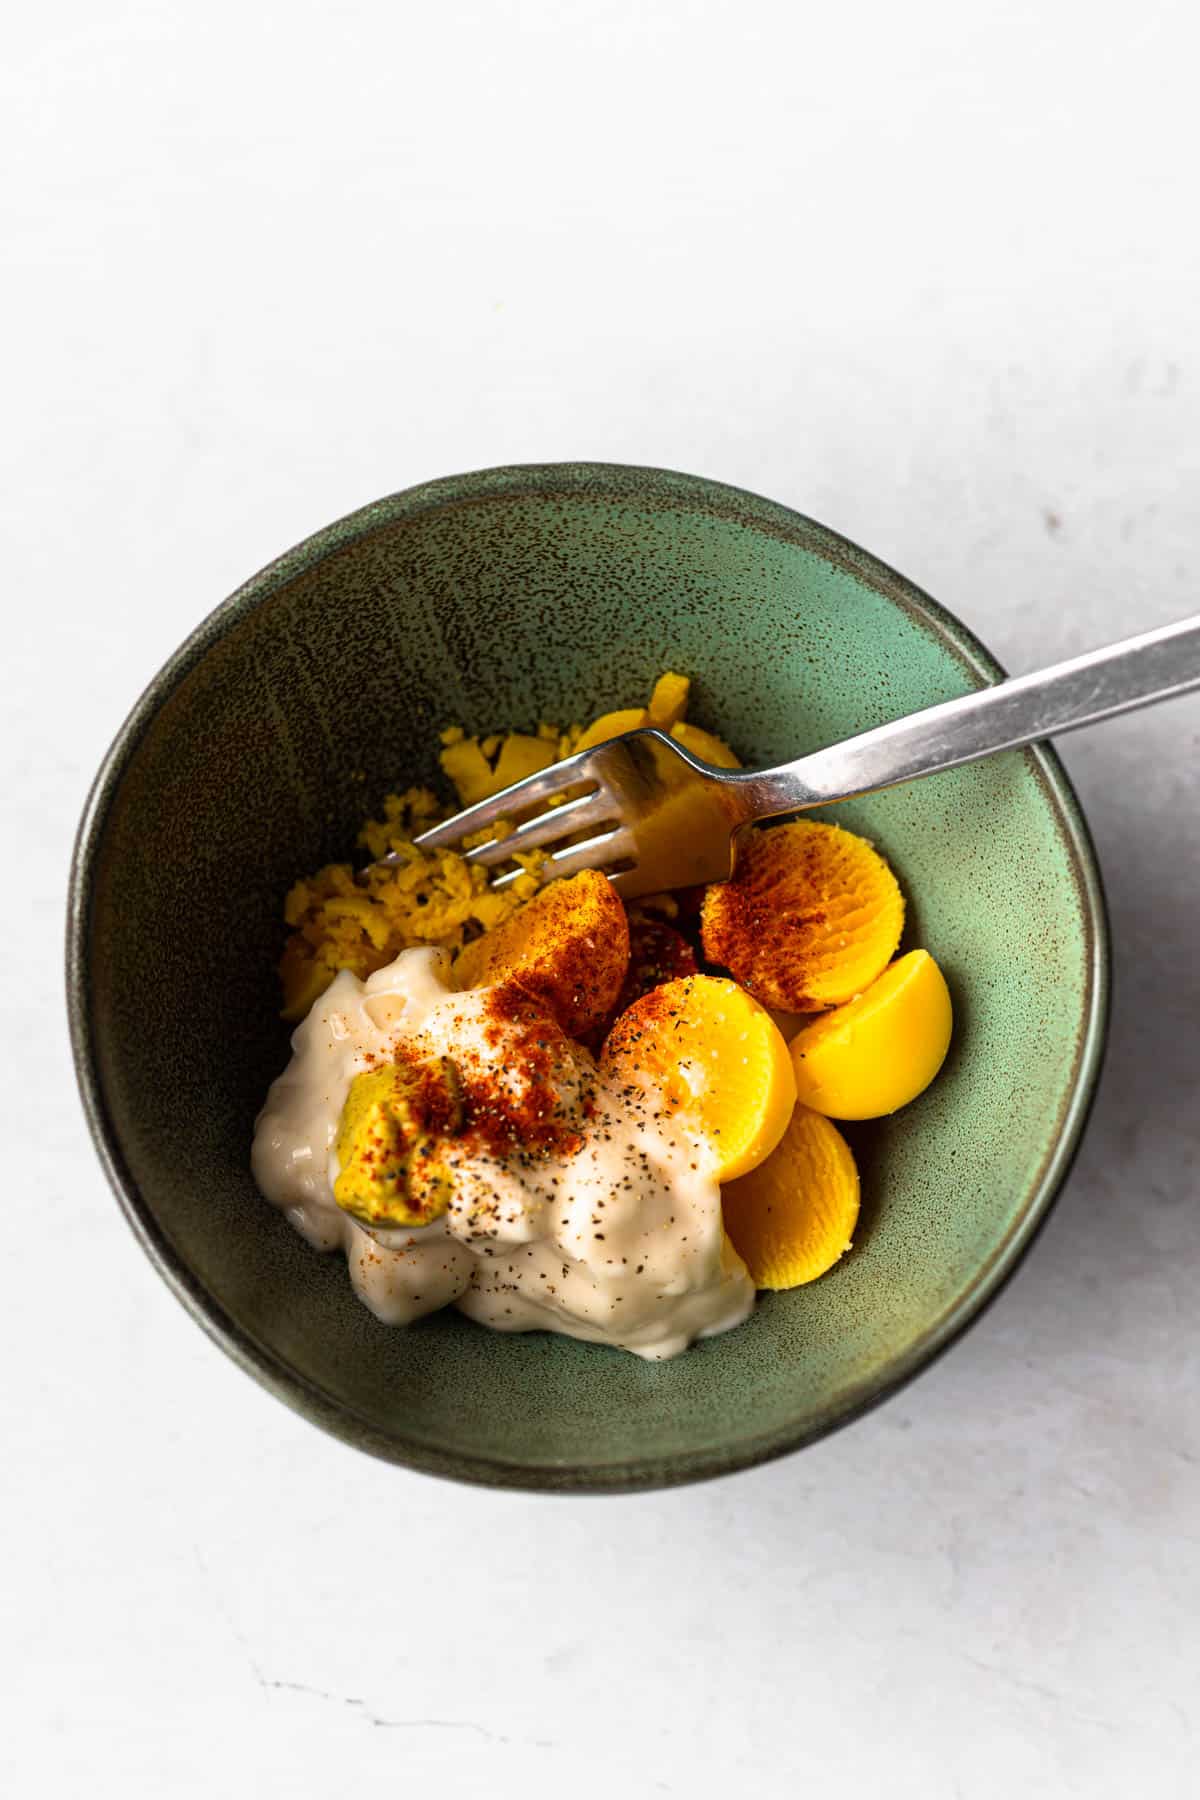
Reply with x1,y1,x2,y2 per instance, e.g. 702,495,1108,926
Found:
252,674,953,1359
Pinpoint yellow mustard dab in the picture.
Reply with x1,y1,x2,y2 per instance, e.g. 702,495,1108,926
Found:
333,1059,462,1229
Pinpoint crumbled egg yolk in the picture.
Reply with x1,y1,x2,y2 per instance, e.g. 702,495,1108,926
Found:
278,674,704,1022
279,787,544,1021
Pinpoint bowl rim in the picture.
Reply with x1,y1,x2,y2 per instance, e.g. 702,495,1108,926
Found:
66,461,1111,1493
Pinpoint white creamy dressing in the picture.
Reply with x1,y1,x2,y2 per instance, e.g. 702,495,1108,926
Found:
251,947,754,1359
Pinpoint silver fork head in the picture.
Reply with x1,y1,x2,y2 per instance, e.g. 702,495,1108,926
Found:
404,728,750,899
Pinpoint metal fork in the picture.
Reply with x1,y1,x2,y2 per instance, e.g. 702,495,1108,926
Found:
390,613,1200,900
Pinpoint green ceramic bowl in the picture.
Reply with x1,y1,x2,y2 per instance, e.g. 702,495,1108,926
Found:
68,464,1109,1491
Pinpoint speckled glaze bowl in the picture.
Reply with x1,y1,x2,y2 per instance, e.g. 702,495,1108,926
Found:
68,464,1108,1491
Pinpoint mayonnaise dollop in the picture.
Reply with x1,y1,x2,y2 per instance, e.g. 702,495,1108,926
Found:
251,948,754,1359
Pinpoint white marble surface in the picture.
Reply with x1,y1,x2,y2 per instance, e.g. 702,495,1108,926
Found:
5,1,1199,1794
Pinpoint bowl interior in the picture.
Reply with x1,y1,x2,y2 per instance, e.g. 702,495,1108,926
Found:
74,467,1103,1489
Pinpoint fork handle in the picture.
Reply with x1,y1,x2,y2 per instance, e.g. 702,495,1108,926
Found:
737,612,1200,818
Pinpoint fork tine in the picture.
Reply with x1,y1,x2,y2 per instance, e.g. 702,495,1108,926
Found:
488,826,638,891
412,755,599,853
464,789,617,867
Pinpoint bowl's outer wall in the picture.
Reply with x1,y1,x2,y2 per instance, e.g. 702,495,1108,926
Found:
73,466,1106,1488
